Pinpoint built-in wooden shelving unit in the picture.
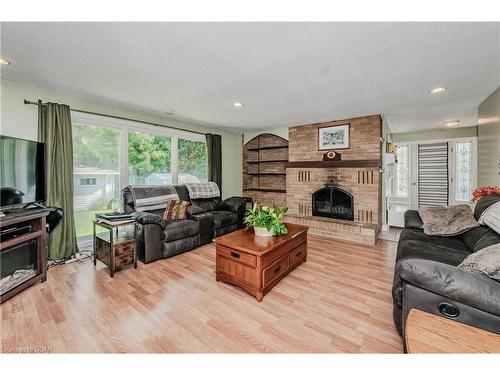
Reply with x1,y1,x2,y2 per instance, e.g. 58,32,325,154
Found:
243,133,288,207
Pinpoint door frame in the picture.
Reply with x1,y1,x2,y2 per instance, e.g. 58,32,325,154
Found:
388,136,477,228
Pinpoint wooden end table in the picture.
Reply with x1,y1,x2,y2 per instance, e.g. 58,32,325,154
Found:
214,223,308,301
93,220,137,277
405,308,500,353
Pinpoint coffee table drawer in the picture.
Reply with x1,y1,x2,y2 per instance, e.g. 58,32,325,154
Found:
289,242,306,267
263,256,289,287
217,245,257,267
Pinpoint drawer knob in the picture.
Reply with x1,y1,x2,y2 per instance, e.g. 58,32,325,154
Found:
274,265,281,274
296,251,302,257
230,252,240,259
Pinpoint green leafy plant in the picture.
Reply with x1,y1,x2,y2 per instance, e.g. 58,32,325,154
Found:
243,203,288,236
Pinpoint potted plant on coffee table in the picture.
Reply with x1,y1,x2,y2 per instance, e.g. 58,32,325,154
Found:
243,203,288,237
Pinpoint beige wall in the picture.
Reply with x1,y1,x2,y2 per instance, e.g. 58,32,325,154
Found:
392,126,478,143
477,87,500,186
0,79,243,198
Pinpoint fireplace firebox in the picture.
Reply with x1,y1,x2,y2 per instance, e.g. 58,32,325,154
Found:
312,186,354,221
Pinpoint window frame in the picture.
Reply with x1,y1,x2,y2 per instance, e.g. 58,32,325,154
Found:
71,111,207,188
449,137,477,205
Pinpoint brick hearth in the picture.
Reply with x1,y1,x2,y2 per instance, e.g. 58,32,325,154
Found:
284,114,382,245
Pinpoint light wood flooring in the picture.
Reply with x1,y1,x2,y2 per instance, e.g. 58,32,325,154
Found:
1,235,402,353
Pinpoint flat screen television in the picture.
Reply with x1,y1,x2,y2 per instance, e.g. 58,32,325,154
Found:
0,135,46,209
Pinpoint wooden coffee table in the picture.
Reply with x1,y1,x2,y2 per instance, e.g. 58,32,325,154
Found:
405,309,500,353
214,223,308,301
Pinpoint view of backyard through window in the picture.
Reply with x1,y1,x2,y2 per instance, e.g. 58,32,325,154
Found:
73,123,121,240
72,120,208,241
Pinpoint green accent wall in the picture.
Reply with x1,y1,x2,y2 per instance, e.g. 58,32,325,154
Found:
392,126,478,143
477,86,500,186
0,79,242,198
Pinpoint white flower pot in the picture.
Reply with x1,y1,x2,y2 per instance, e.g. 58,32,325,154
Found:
253,226,274,237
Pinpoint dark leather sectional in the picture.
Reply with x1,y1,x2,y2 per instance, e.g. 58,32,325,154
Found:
392,194,500,336
122,185,247,263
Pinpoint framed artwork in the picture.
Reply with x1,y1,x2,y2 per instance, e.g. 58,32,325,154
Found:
318,123,350,150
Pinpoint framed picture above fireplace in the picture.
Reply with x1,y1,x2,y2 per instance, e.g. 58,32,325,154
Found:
318,123,350,150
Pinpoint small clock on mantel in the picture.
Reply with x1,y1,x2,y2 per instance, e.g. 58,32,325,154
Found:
323,150,342,161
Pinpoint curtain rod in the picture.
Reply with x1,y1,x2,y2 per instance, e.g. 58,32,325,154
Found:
23,99,209,136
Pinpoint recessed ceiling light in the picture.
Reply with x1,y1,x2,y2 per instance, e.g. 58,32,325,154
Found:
0,58,11,65
429,87,447,94
233,102,244,107
445,120,460,128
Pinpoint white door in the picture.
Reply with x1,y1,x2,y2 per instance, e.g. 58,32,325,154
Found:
387,137,477,228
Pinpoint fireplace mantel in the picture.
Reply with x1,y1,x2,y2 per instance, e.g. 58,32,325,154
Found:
284,160,381,169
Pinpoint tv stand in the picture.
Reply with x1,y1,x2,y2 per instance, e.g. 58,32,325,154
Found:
0,208,50,303
1,203,48,216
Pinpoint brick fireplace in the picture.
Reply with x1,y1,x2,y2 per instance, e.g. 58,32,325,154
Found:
284,114,382,245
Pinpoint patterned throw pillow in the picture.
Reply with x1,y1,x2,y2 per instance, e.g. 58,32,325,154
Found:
163,200,190,221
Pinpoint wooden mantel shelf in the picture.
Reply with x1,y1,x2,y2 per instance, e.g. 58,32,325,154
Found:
284,160,381,169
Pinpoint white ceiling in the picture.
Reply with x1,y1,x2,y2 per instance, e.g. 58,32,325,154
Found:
1,22,499,133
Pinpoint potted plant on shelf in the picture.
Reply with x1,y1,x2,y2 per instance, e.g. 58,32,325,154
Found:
243,203,288,237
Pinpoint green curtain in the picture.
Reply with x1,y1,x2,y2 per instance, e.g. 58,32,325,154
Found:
38,101,78,260
206,133,222,193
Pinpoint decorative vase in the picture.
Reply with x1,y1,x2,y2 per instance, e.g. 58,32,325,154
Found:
253,226,273,237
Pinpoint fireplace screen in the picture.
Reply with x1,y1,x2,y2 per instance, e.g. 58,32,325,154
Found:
312,186,354,221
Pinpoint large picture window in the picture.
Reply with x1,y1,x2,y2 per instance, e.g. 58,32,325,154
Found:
72,123,121,241
71,113,208,243
128,131,172,185
178,138,208,183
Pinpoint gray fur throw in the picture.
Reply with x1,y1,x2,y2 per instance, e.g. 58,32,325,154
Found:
458,243,500,281
418,204,479,236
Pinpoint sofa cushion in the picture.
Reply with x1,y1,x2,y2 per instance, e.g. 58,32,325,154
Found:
479,201,500,235
474,193,500,220
460,226,500,253
163,200,189,221
397,229,471,266
162,219,199,242
458,243,500,281
418,205,479,236
209,210,238,229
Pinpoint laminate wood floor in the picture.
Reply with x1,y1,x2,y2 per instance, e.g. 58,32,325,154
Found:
0,235,402,353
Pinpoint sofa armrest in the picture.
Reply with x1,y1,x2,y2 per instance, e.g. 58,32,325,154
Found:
134,212,167,230
220,196,247,228
404,210,423,230
398,259,500,316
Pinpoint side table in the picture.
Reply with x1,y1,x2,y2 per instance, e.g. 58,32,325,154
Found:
405,308,500,353
93,220,137,277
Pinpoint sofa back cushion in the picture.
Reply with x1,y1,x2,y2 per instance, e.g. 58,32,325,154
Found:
474,194,500,220
460,226,500,252
174,184,222,212
479,201,500,236
122,185,179,215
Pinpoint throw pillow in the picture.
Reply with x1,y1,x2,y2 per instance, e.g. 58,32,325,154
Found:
457,243,500,281
163,200,190,221
417,205,479,236
478,201,500,236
